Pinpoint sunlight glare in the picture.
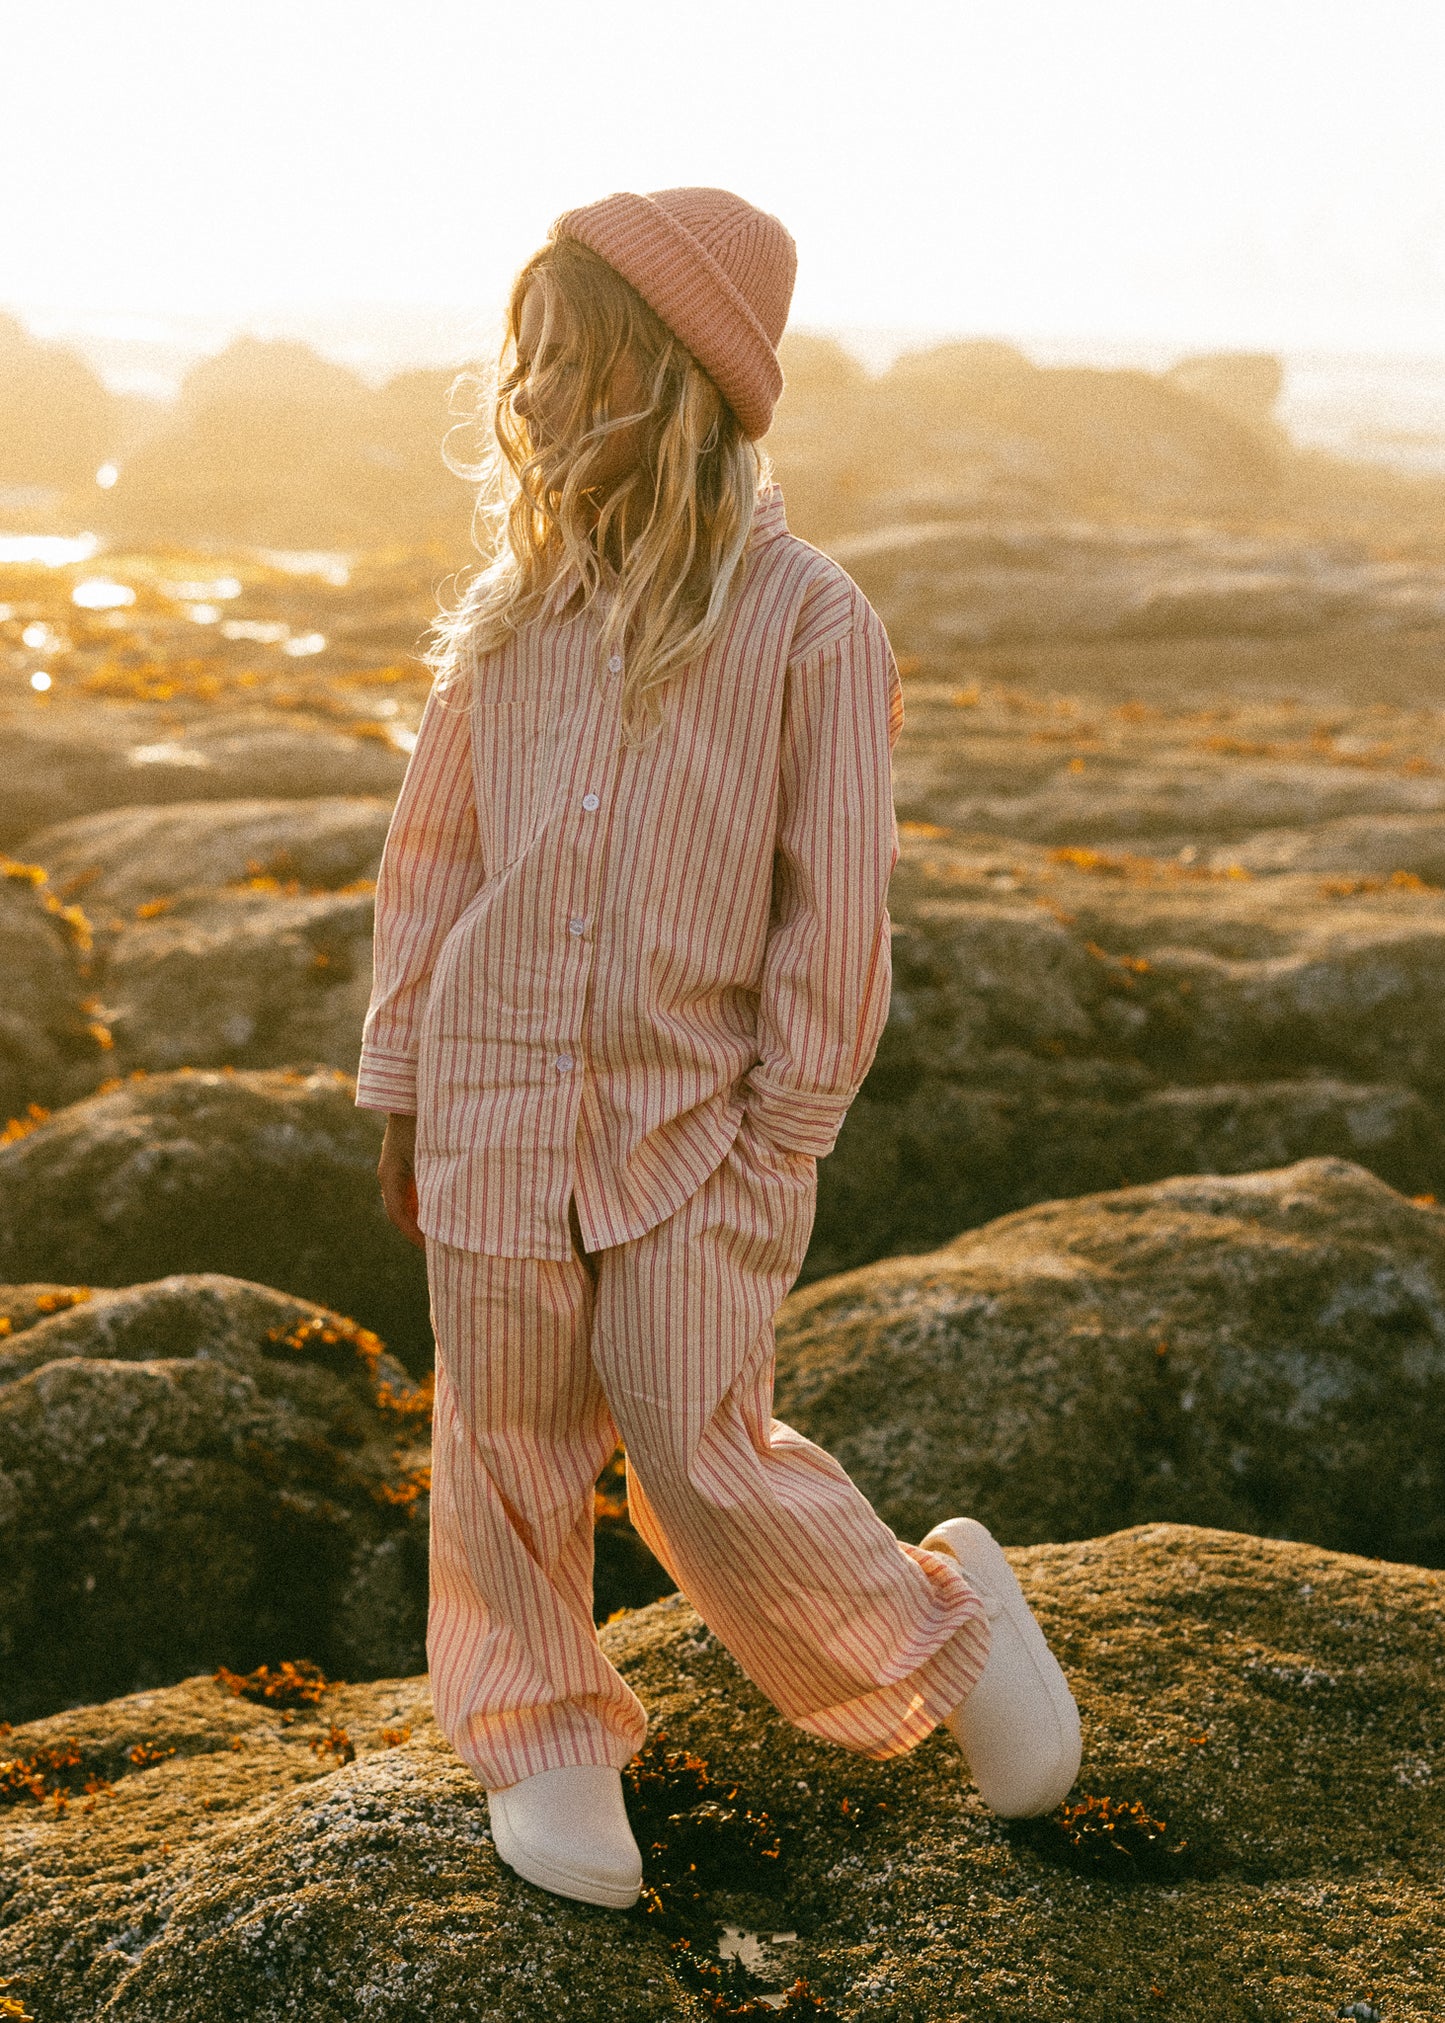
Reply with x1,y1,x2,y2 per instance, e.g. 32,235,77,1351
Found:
0,534,100,567
72,578,135,609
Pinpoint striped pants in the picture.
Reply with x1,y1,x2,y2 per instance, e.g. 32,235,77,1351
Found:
423,1109,992,1792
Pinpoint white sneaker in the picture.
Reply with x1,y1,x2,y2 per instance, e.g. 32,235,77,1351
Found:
921,1516,1082,1818
487,1765,643,1909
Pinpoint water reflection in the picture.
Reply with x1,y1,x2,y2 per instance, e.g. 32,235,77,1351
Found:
0,533,101,566
163,576,242,602
251,547,352,587
72,578,136,609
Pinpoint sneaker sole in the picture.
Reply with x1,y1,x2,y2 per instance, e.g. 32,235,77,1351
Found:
922,1516,1082,1816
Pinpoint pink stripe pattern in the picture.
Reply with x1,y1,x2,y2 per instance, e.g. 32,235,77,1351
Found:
424,1118,992,1792
355,484,905,1260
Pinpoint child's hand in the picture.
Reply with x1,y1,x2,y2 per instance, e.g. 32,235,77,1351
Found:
378,1113,425,1249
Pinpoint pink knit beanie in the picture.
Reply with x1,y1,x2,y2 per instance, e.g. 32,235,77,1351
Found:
549,186,797,440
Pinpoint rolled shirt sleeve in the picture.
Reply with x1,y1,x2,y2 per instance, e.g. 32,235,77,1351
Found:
354,684,486,1114
741,605,905,1159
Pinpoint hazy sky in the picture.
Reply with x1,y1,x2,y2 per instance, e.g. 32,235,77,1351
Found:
8,0,1445,353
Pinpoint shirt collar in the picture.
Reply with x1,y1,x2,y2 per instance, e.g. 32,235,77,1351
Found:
748,483,789,546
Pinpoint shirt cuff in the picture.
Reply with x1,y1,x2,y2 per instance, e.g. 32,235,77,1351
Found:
741,1068,850,1158
354,1047,418,1114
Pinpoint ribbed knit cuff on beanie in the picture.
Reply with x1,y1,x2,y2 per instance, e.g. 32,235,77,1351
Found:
549,186,797,440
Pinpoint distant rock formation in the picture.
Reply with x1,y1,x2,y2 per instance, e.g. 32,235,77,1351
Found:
1166,349,1286,438
97,335,474,546
0,310,118,491
1,1524,1436,2018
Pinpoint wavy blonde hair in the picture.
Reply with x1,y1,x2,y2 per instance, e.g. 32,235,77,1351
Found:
424,235,769,746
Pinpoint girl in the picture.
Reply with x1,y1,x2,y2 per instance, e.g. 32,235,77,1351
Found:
356,186,1080,1910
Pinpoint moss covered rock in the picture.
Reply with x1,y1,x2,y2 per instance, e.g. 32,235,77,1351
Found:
813,827,1445,1278
0,859,103,1121
0,1272,431,1723
22,795,392,915
780,1156,1445,1566
0,1524,1439,2020
0,1066,432,1370
97,883,376,1077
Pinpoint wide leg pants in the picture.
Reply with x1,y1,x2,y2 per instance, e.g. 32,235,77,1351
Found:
423,1109,992,1793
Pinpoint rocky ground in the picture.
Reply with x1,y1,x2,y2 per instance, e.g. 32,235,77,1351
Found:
1,1524,1439,2021
7,443,1445,2013
9,536,1445,1292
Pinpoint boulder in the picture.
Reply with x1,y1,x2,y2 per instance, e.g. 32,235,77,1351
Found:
0,1273,430,1723
888,681,1445,850
781,1157,1445,1565
1212,810,1445,883
96,884,376,1077
22,795,393,913
0,861,98,1120
830,519,1445,661
15,798,392,1089
0,1067,432,1371
0,1524,1438,2019
0,707,406,848
810,830,1445,1276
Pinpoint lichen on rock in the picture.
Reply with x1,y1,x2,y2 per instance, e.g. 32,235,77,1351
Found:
0,1524,1439,2019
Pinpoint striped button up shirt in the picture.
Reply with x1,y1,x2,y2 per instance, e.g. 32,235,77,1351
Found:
354,484,904,1259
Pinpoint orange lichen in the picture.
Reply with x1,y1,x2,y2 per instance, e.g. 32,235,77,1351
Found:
0,1974,34,2020
378,1726,412,1747
134,897,176,919
213,1659,333,1708
310,1723,355,1766
1047,845,1253,886
0,1737,108,1808
266,1310,386,1378
1048,1792,1190,1876
32,1289,92,1314
374,1463,432,1507
1,1104,50,1145
127,1742,177,1769
1320,869,1439,898
235,873,302,895
1084,940,1151,979
374,1370,434,1421
0,857,93,950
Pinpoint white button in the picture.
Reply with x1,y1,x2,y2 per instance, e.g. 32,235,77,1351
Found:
581,792,600,811
607,654,623,673
555,1053,574,1073
568,916,586,935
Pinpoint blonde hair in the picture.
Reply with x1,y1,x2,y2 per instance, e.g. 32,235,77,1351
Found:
425,235,769,746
